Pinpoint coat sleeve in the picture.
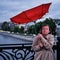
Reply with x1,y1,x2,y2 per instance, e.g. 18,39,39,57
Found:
32,36,41,51
41,35,54,49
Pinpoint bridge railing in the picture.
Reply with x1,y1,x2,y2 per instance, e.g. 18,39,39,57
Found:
0,43,57,60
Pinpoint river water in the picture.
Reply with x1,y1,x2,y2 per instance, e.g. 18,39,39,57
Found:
0,33,32,44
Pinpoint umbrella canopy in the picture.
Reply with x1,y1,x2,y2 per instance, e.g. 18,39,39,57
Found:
10,3,51,24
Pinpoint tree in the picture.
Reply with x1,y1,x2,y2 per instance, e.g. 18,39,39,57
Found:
1,21,10,31
19,26,24,33
27,22,43,34
27,18,56,35
43,18,56,35
27,25,35,34
35,22,43,34
14,26,19,33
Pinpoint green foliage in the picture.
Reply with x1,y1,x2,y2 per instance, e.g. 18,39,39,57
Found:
13,26,24,33
19,26,24,33
27,25,35,34
14,26,19,33
27,22,42,34
35,22,43,34
43,18,56,35
27,18,56,35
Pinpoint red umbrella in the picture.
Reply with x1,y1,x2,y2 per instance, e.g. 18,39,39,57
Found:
10,3,51,24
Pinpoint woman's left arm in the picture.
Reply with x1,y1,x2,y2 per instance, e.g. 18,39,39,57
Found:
41,35,54,49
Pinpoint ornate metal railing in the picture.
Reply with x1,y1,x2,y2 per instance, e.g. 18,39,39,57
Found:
0,43,57,60
0,43,35,60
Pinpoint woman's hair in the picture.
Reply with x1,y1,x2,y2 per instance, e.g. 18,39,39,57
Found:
39,23,51,34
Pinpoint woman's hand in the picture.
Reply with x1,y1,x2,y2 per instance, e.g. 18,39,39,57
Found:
37,33,43,39
39,42,43,47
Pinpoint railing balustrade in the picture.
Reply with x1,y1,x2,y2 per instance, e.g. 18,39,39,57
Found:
0,43,35,60
0,43,57,60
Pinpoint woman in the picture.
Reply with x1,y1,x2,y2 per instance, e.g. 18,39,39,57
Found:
32,24,55,60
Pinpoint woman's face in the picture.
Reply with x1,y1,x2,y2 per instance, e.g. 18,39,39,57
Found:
41,25,50,35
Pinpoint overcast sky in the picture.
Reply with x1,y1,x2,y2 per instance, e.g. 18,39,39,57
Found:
0,0,60,22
